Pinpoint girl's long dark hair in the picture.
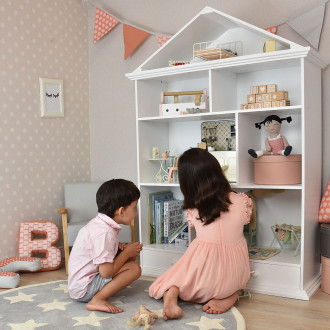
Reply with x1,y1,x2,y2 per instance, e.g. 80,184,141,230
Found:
178,148,232,225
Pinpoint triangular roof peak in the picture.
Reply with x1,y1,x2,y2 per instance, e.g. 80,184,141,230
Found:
134,6,305,73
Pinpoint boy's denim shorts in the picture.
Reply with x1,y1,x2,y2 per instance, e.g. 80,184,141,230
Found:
76,274,112,303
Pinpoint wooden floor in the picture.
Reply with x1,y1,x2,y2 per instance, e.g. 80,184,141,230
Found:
2,267,330,329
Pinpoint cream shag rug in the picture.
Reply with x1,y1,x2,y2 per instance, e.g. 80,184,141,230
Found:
0,279,246,329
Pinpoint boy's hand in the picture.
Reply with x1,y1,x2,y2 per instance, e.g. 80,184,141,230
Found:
123,241,143,258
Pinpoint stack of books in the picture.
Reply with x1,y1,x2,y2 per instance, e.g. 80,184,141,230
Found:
148,191,188,245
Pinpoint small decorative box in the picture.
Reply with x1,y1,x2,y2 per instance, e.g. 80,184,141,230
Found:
255,94,263,102
248,103,262,109
272,100,291,107
263,40,276,53
270,91,289,101
241,104,249,110
258,85,267,94
254,155,301,185
262,94,272,102
263,101,272,108
247,94,256,104
279,100,290,106
267,84,277,93
250,86,259,94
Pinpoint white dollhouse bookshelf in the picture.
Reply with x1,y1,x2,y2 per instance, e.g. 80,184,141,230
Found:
126,7,327,300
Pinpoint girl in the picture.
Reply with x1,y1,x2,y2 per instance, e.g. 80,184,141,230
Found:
149,148,252,320
248,115,292,158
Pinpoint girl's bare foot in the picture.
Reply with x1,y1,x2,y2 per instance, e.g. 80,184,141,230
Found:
202,292,238,314
86,297,123,313
163,286,182,321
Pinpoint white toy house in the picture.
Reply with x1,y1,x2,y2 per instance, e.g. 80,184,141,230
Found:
126,7,326,300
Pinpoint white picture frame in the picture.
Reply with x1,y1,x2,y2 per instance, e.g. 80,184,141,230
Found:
39,78,64,118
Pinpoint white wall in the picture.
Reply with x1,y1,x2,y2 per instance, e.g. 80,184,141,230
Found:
87,0,330,193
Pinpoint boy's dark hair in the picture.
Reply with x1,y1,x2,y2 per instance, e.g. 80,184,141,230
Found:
96,179,140,218
178,148,232,225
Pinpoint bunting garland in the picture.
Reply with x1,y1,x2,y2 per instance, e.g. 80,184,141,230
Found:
265,0,328,49
89,0,172,59
87,0,328,59
286,0,326,49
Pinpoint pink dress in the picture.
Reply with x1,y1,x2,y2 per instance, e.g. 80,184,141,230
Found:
149,192,252,303
268,134,284,155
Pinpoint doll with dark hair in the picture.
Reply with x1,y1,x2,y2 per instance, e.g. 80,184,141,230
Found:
248,115,293,158
149,148,252,319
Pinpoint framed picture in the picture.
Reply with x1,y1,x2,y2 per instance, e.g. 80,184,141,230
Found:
39,78,64,118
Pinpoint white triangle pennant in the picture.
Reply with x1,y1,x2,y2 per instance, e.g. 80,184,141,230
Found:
286,1,326,49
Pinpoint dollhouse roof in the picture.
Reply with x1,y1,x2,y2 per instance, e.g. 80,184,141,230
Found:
127,6,326,78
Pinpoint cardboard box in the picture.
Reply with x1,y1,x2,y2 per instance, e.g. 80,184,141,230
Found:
241,104,249,110
247,94,256,104
272,100,291,107
250,86,259,94
263,40,276,52
258,85,267,94
270,91,289,101
267,84,277,93
255,94,263,102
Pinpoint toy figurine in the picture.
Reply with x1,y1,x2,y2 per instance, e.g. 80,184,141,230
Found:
127,305,158,330
248,115,292,158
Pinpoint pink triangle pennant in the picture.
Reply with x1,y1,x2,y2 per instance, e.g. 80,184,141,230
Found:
123,24,149,59
93,8,119,44
156,35,171,48
265,26,278,34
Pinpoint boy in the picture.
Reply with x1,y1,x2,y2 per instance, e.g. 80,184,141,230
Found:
68,179,143,313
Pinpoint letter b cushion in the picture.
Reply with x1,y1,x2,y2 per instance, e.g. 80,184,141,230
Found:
18,221,62,271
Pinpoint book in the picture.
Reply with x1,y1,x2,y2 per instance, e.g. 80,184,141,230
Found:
169,221,188,243
163,199,184,244
147,191,173,244
154,198,174,244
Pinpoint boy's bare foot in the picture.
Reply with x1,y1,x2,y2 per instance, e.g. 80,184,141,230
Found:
202,292,238,314
86,297,123,313
163,286,182,321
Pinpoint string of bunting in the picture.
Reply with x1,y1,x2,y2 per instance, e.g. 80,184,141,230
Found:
87,0,328,60
89,0,171,59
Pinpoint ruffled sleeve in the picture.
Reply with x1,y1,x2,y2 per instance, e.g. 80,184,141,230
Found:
239,193,253,225
185,209,196,227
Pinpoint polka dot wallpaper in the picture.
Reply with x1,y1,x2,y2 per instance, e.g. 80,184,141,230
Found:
0,0,91,259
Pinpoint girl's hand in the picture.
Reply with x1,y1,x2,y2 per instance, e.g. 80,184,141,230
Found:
118,242,127,251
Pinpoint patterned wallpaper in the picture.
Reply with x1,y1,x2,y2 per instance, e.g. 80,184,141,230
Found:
0,0,91,259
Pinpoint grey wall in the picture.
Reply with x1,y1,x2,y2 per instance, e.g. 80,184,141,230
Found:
87,0,330,192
